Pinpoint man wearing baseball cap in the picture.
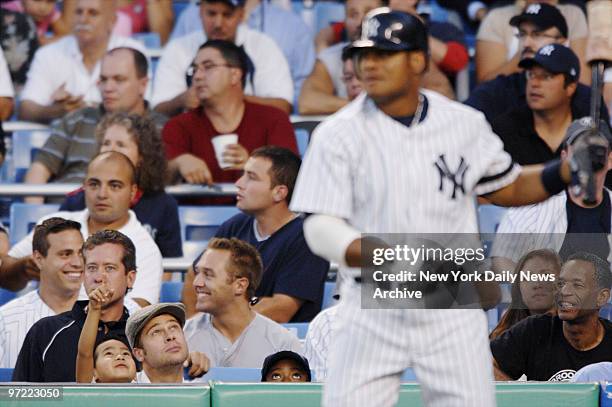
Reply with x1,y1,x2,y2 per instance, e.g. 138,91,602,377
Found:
492,44,587,167
126,303,208,383
466,3,609,124
152,0,294,116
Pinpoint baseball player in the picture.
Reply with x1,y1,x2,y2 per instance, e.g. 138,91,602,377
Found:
290,8,606,407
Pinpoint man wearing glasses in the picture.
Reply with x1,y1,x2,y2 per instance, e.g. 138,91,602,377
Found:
162,40,298,189
465,3,608,124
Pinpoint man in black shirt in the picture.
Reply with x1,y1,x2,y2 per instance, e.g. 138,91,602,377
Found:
464,4,609,124
491,252,612,381
12,230,136,382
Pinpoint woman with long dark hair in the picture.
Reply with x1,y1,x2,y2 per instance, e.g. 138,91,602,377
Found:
60,113,182,258
490,249,562,339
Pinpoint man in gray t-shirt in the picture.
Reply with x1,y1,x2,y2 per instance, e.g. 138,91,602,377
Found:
184,237,302,368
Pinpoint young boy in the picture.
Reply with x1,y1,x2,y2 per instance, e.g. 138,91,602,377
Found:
261,351,312,382
76,284,136,383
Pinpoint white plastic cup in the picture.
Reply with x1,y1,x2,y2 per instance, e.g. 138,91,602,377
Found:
211,134,238,169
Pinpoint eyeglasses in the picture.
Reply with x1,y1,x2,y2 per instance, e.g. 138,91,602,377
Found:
515,30,563,41
525,70,561,81
186,62,235,76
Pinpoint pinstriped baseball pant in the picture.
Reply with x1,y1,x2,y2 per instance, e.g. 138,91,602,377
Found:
322,281,496,407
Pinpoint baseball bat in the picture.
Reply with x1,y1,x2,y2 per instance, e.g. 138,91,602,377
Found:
583,61,605,206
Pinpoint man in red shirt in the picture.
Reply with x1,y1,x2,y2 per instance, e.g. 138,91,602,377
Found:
163,39,297,186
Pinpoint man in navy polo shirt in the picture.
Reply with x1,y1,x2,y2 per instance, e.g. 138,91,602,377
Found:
465,3,609,124
182,146,329,323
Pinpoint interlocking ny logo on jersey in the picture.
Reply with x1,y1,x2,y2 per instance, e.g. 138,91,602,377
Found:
434,155,468,199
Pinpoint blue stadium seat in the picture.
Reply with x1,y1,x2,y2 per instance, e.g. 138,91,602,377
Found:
282,322,309,339
160,281,183,303
0,368,13,382
172,0,192,20
322,281,337,310
477,205,507,234
0,288,17,307
295,129,310,157
182,241,208,262
178,206,240,242
9,203,60,245
132,32,161,48
313,1,345,35
600,303,612,321
12,131,51,182
401,368,417,382
199,367,262,382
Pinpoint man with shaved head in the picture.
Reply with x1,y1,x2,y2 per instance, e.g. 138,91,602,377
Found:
18,0,147,123
7,151,163,311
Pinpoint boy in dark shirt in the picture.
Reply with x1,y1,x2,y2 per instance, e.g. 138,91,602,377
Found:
491,252,612,381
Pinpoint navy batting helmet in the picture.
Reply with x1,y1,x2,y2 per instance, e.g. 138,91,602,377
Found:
345,7,429,57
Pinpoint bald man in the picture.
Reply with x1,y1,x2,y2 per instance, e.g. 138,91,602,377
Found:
7,152,163,311
19,0,146,123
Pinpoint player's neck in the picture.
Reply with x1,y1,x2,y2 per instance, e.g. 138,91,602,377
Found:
254,205,295,237
375,88,421,118
38,283,79,314
143,364,183,383
87,213,130,235
211,303,255,343
563,315,604,351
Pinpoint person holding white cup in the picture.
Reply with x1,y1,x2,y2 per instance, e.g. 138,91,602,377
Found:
163,40,298,188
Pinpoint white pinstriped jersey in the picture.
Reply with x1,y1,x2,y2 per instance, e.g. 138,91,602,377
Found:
0,291,54,368
491,189,612,263
303,305,338,381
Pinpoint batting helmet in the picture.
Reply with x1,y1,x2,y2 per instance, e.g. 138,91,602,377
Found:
345,7,429,57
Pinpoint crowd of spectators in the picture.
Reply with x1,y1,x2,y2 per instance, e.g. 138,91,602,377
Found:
0,0,611,387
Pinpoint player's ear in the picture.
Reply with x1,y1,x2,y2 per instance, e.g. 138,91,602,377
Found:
597,287,610,308
272,185,288,203
408,51,427,75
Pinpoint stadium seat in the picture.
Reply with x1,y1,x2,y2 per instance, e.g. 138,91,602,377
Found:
477,205,507,234
0,288,16,307
11,130,51,182
178,206,240,242
172,0,192,20
321,281,337,309
313,1,345,35
600,303,612,321
160,281,183,303
0,368,13,382
401,368,417,381
200,367,262,382
9,203,60,245
132,32,161,48
295,129,310,157
182,241,208,261
282,322,309,339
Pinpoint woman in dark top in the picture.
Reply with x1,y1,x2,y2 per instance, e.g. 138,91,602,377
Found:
490,249,561,339
60,113,182,257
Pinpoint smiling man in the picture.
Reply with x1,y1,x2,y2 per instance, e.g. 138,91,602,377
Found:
0,218,83,368
9,152,163,310
491,252,612,382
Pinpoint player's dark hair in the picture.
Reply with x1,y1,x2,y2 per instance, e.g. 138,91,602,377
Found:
82,230,137,274
490,249,562,340
198,40,249,88
205,237,263,300
107,47,148,79
32,217,82,257
566,252,612,290
251,146,302,204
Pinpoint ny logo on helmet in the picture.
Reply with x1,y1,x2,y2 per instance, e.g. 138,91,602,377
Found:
365,18,380,40
434,155,468,200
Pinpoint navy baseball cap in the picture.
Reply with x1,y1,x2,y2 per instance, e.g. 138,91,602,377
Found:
261,351,312,382
197,0,245,7
519,43,580,82
510,3,568,38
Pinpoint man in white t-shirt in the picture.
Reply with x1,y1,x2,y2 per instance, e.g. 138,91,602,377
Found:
18,0,146,124
6,152,163,310
184,237,302,368
0,48,14,121
0,217,84,368
152,0,293,116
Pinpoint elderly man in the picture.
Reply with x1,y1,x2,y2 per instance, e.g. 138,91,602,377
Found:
18,0,145,123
